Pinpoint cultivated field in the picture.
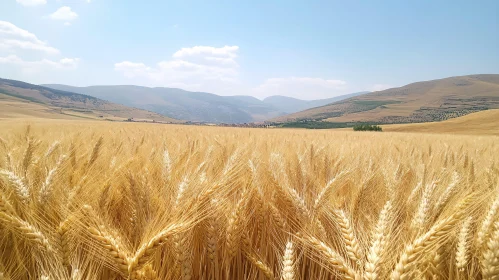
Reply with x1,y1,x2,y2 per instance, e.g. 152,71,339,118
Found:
0,119,498,279
384,109,499,136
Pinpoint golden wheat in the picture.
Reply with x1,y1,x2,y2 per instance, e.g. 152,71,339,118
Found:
0,119,497,279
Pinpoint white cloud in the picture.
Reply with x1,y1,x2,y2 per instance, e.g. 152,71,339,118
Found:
253,77,348,100
0,55,80,72
115,45,240,92
370,84,393,92
49,7,78,21
16,0,46,7
0,21,79,76
0,21,59,54
173,45,239,67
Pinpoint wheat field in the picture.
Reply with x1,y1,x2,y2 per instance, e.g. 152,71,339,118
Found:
0,119,498,279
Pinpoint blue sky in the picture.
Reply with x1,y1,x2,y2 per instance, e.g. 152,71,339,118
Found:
1,0,498,99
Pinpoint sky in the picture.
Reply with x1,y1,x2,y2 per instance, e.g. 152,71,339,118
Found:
0,0,498,100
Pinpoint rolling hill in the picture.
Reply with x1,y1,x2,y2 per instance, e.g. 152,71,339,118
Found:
43,84,367,123
383,109,499,136
0,78,178,122
273,74,499,124
262,91,368,114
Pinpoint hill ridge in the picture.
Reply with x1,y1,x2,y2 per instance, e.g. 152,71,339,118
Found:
0,78,178,122
273,74,499,124
43,84,368,123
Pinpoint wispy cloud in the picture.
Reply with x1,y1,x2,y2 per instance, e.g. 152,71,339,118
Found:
0,55,80,72
16,0,46,7
0,21,59,54
0,21,79,75
49,7,78,21
115,45,240,91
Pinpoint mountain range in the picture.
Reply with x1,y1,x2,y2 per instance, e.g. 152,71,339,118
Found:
3,74,499,126
42,84,367,123
273,74,499,124
0,78,177,122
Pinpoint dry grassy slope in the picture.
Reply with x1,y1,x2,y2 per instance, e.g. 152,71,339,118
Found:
273,74,499,124
384,108,499,135
0,78,180,122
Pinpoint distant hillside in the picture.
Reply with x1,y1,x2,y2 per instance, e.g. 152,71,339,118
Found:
384,109,499,136
273,74,499,124
43,84,367,123
263,91,368,114
0,78,178,122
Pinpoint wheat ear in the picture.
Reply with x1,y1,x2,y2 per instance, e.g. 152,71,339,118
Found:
477,194,499,249
39,155,66,204
57,215,75,268
433,172,460,214
21,138,36,175
0,170,30,202
0,193,52,252
456,217,472,272
88,225,130,276
482,222,499,280
128,223,183,274
411,181,437,232
206,215,218,263
87,137,103,168
365,201,392,280
226,189,248,260
333,209,362,264
313,171,347,211
281,241,295,280
425,248,444,279
174,232,192,280
44,141,60,158
131,264,159,280
269,203,287,229
306,236,359,280
245,252,275,279
391,196,470,280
